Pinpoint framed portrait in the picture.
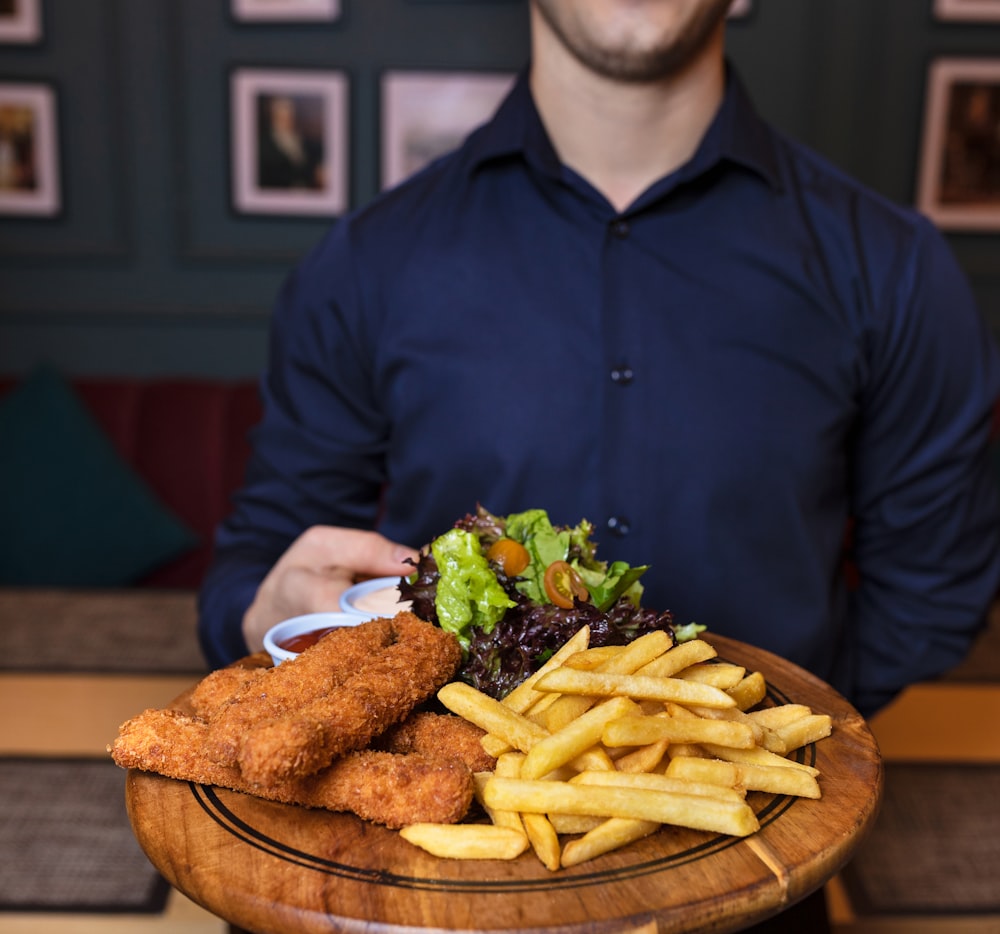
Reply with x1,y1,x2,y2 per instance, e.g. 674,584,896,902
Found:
0,0,42,43
916,58,1000,231
380,70,515,190
934,0,1000,20
0,81,59,217
231,67,349,217
231,0,340,21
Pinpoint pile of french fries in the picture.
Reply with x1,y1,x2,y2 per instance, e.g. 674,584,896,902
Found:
399,626,833,870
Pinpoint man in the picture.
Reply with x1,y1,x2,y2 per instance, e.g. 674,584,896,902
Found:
199,3,999,925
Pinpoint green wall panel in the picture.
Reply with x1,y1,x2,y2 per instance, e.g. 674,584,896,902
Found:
1,0,998,377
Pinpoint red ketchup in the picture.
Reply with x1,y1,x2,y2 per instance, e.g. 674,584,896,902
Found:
277,626,341,653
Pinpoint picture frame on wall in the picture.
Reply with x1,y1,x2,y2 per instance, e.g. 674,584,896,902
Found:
0,81,59,217
934,0,1000,20
231,67,349,218
0,0,42,44
916,58,1000,231
380,70,515,190
231,0,340,22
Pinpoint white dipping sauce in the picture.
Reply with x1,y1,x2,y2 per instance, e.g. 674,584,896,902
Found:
351,586,411,616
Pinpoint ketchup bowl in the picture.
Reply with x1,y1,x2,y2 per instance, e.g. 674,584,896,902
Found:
263,611,372,666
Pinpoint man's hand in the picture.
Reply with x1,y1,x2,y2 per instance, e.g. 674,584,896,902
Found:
242,526,418,652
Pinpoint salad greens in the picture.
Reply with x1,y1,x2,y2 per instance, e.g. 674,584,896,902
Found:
401,505,702,698
502,509,647,612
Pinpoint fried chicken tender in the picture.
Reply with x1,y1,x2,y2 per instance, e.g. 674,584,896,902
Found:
189,665,266,719
109,613,468,826
110,707,473,828
203,617,401,766
234,613,462,786
377,711,497,773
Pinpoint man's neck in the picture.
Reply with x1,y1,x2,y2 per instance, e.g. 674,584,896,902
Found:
529,24,726,213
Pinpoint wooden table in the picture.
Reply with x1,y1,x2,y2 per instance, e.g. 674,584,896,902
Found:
124,634,882,933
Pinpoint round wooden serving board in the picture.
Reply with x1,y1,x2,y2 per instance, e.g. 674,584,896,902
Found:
125,634,882,934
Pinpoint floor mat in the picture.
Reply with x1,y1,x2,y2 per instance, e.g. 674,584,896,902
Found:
0,758,170,913
0,589,207,674
840,762,1000,915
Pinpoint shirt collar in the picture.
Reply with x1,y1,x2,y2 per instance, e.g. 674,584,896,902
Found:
694,64,783,192
466,63,783,195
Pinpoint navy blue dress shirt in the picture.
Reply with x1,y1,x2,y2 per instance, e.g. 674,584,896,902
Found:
199,69,1000,716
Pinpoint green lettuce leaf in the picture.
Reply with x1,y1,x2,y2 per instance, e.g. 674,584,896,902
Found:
432,528,515,652
576,559,648,611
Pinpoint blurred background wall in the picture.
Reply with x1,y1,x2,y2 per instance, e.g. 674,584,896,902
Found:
1,0,998,380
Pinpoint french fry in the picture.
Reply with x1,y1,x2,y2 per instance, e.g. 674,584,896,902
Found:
606,629,676,669
727,670,767,710
495,751,525,772
602,714,756,750
483,777,760,837
735,762,822,799
438,681,548,754
700,742,820,777
665,742,708,759
636,638,717,677
665,755,821,799
540,630,675,732
570,745,617,773
678,703,779,753
570,769,747,804
561,817,660,868
521,812,561,871
535,668,737,709
547,813,604,834
663,756,739,788
399,823,529,860
773,714,833,752
562,646,622,670
613,737,670,774
521,696,639,779
746,704,813,728
675,662,747,690
481,734,515,758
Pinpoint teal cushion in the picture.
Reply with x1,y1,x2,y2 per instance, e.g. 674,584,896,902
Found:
0,366,198,586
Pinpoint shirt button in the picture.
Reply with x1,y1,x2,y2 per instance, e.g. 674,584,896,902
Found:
610,219,630,239
606,515,631,537
610,366,634,385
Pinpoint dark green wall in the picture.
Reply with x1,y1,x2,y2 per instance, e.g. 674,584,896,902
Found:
1,0,998,378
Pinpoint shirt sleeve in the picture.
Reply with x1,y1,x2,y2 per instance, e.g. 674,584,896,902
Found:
849,217,1000,716
197,227,388,668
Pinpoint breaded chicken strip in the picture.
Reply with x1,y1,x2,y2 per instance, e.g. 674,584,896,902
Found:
189,664,266,719
204,618,401,766
235,613,461,786
110,707,473,828
377,711,496,773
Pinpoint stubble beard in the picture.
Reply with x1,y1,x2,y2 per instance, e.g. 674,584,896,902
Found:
534,0,734,84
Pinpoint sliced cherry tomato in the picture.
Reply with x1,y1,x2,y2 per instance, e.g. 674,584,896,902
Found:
486,538,531,577
543,560,590,608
